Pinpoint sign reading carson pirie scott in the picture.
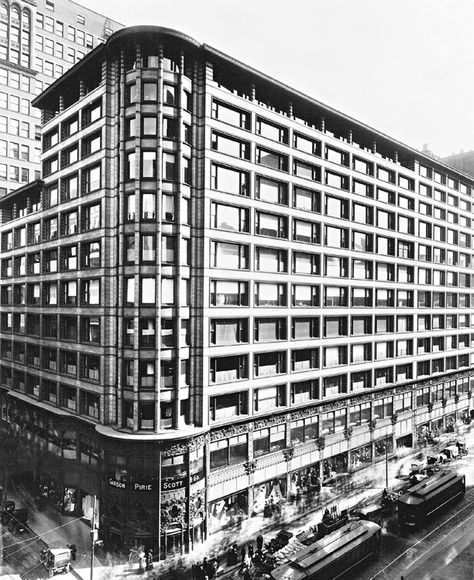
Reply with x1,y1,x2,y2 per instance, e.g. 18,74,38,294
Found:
108,477,155,491
161,474,187,491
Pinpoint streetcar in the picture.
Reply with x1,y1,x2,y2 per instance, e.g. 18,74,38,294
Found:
397,470,465,529
270,520,381,580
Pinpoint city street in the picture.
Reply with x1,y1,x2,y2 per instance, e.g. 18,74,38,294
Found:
1,425,474,580
352,426,474,580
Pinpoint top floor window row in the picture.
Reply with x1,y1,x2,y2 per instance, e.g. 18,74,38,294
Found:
124,55,180,72
211,101,319,157
212,100,250,130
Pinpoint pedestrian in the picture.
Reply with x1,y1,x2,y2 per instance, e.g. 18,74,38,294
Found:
145,547,153,571
138,546,145,573
247,542,254,560
195,563,202,580
240,545,246,562
69,544,77,561
256,535,263,552
202,557,210,578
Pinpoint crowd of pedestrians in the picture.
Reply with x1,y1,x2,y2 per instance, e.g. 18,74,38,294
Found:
191,556,220,579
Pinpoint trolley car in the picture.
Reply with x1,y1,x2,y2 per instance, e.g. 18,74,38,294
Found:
397,470,465,529
270,520,381,580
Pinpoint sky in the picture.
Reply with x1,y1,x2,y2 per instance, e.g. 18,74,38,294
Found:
76,0,474,158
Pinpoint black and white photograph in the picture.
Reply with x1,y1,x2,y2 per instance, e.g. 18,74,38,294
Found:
1,1,474,578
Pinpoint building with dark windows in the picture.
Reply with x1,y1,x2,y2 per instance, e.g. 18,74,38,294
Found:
443,150,474,179
0,0,121,197
0,25,474,557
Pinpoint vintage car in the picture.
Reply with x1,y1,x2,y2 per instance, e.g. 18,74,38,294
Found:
40,547,71,577
441,445,459,461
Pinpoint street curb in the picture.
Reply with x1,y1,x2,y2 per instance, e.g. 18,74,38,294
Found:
70,567,85,580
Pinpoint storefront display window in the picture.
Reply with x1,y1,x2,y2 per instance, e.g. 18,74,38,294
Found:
458,409,470,425
416,423,431,446
396,434,413,449
374,436,393,458
445,413,456,432
430,418,443,436
208,490,248,533
252,477,287,517
289,464,320,500
349,444,372,471
322,452,348,482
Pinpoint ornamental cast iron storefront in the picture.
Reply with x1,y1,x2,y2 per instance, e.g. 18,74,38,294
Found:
0,372,473,557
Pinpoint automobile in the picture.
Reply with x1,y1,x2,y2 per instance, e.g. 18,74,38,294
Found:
7,508,28,535
426,454,445,465
0,500,16,525
40,547,71,577
412,470,433,484
441,445,459,461
265,530,294,552
410,461,426,474
350,504,386,525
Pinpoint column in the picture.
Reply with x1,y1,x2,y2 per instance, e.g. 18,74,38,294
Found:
79,79,86,98
250,83,256,101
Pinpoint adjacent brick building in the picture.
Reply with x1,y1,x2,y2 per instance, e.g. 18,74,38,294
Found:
0,0,121,196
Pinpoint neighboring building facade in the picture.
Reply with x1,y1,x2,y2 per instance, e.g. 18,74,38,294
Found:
0,0,122,196
1,26,474,556
443,151,474,179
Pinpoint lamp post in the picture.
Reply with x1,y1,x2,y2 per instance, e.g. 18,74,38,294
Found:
90,495,97,580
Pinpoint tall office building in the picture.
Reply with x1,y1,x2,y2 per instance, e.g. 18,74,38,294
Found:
0,0,122,196
0,26,473,557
